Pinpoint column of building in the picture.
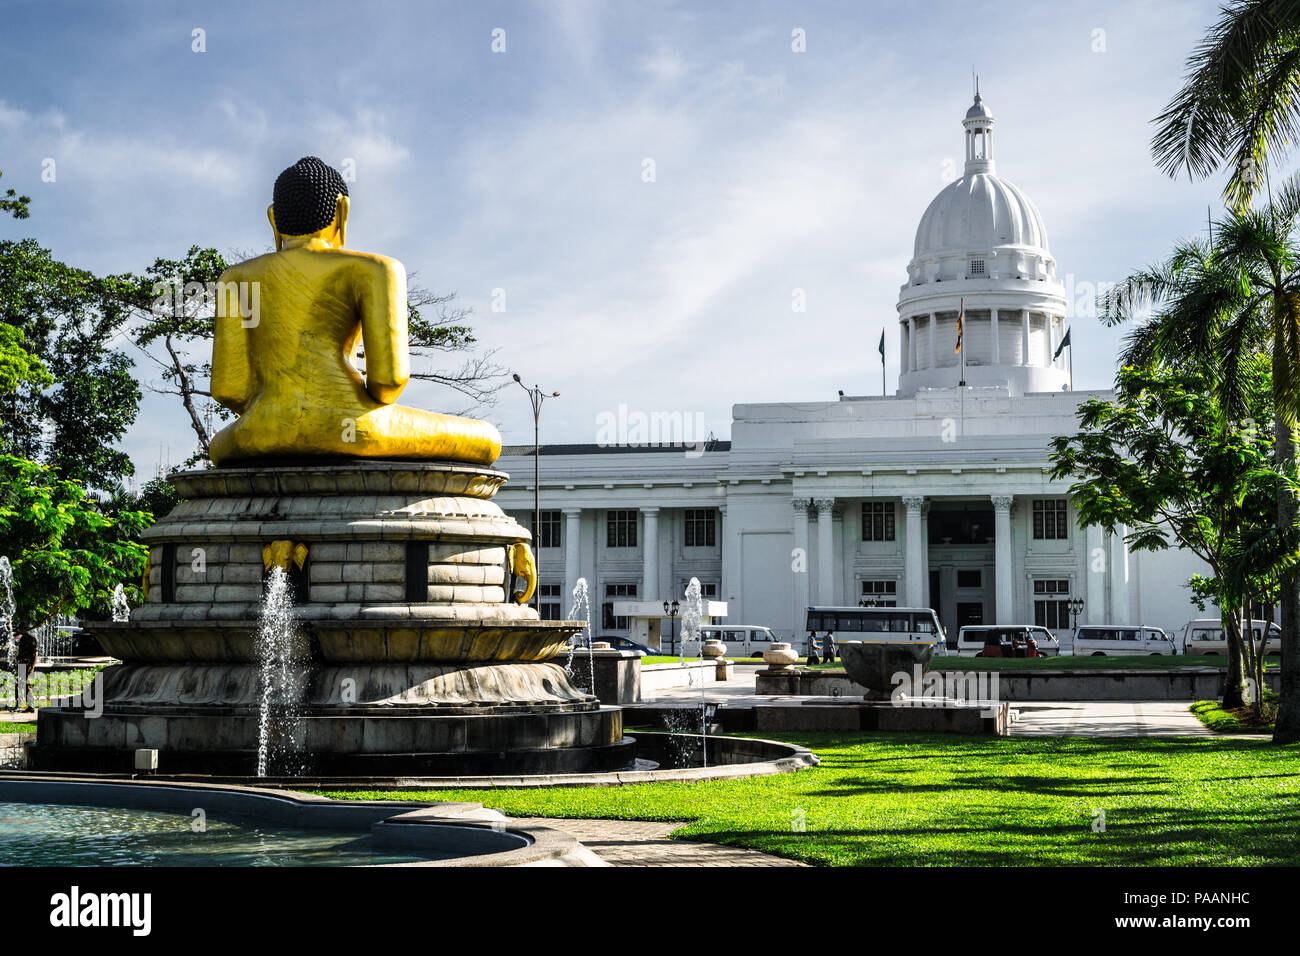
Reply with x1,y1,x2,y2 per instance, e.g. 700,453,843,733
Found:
991,495,1014,623
1085,524,1105,624
792,498,810,615
903,495,925,606
814,497,835,604
1109,524,1130,622
641,506,660,602
563,508,582,610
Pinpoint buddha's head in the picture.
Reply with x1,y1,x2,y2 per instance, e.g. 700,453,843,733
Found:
268,156,349,250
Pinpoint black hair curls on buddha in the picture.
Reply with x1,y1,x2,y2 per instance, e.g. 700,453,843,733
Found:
272,157,349,236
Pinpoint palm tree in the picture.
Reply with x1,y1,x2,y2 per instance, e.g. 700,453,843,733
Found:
1100,179,1300,741
1152,0,1300,210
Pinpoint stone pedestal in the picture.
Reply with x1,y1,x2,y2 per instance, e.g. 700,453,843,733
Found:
34,461,628,776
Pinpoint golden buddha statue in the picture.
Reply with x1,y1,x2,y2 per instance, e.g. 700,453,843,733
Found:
208,157,501,466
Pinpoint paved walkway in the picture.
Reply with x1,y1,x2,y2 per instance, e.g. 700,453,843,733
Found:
1006,700,1215,737
504,816,805,866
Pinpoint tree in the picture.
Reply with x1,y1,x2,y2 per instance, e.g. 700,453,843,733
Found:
0,454,149,630
1152,0,1300,210
1050,363,1280,708
1100,187,1300,742
0,237,140,488
0,169,29,221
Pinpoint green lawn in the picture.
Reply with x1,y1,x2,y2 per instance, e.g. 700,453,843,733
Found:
320,732,1300,866
1190,699,1277,734
0,721,34,733
810,654,1276,671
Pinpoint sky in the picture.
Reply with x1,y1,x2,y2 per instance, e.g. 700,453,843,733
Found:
0,0,1239,481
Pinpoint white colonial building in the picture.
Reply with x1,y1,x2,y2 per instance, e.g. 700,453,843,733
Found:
494,94,1207,646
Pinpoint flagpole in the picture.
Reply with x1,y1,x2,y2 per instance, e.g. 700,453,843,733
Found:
958,298,965,437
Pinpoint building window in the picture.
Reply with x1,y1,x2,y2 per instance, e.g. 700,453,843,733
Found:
679,581,719,599
859,580,897,607
534,510,562,549
1032,499,1069,540
601,582,638,630
539,583,562,621
861,501,896,542
957,569,982,589
606,510,638,548
970,259,985,275
684,509,716,548
1033,579,1070,629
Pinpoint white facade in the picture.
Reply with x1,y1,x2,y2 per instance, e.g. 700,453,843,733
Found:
494,94,1208,644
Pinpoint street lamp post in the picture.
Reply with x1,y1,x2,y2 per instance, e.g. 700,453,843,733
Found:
513,373,560,611
1067,598,1085,638
664,599,680,654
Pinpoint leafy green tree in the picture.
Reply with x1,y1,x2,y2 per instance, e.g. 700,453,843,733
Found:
0,454,149,630
1050,364,1280,708
1100,189,1300,742
0,237,139,488
0,169,29,221
0,324,50,400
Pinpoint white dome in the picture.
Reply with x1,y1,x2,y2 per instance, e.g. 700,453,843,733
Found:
894,91,1070,400
912,173,1050,261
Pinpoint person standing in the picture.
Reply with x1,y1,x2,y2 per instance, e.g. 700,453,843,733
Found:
823,630,837,663
15,629,37,713
806,630,821,667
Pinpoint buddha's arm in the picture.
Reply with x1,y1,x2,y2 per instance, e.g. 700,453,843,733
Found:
210,269,255,413
358,257,409,405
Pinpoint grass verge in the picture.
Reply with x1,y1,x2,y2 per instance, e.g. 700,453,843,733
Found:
319,732,1300,866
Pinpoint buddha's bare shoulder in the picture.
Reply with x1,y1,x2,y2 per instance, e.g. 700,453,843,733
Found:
328,247,406,276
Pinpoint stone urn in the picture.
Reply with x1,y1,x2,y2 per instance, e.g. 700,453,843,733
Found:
701,639,727,660
762,641,799,671
590,641,612,650
839,640,939,701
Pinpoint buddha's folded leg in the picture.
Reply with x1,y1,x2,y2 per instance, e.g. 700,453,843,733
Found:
371,404,502,464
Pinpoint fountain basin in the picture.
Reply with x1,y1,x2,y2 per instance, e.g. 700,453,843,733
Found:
0,777,605,866
838,639,939,699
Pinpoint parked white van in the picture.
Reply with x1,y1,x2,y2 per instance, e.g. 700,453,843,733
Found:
1073,625,1176,656
1182,619,1281,656
682,625,782,659
955,625,1060,657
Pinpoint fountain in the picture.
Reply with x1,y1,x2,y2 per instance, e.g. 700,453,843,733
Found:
565,578,594,694
31,157,620,776
29,158,820,784
255,567,309,777
0,557,15,667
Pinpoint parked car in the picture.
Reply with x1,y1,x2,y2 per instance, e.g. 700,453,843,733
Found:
1182,618,1281,656
682,624,783,659
593,636,655,655
956,625,1060,658
1073,625,1176,656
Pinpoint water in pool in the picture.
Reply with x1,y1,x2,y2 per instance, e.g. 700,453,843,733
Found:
0,802,450,866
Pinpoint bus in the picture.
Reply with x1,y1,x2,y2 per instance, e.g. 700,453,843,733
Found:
803,606,947,656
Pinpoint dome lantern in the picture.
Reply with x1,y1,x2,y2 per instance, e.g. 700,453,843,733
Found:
962,87,995,175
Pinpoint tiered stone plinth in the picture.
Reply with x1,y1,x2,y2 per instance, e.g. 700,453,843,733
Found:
34,461,627,776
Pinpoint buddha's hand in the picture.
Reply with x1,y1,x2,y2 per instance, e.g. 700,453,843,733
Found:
508,542,537,605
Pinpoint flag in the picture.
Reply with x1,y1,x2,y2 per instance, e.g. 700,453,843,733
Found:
878,329,885,361
1053,326,1072,361
954,299,964,354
